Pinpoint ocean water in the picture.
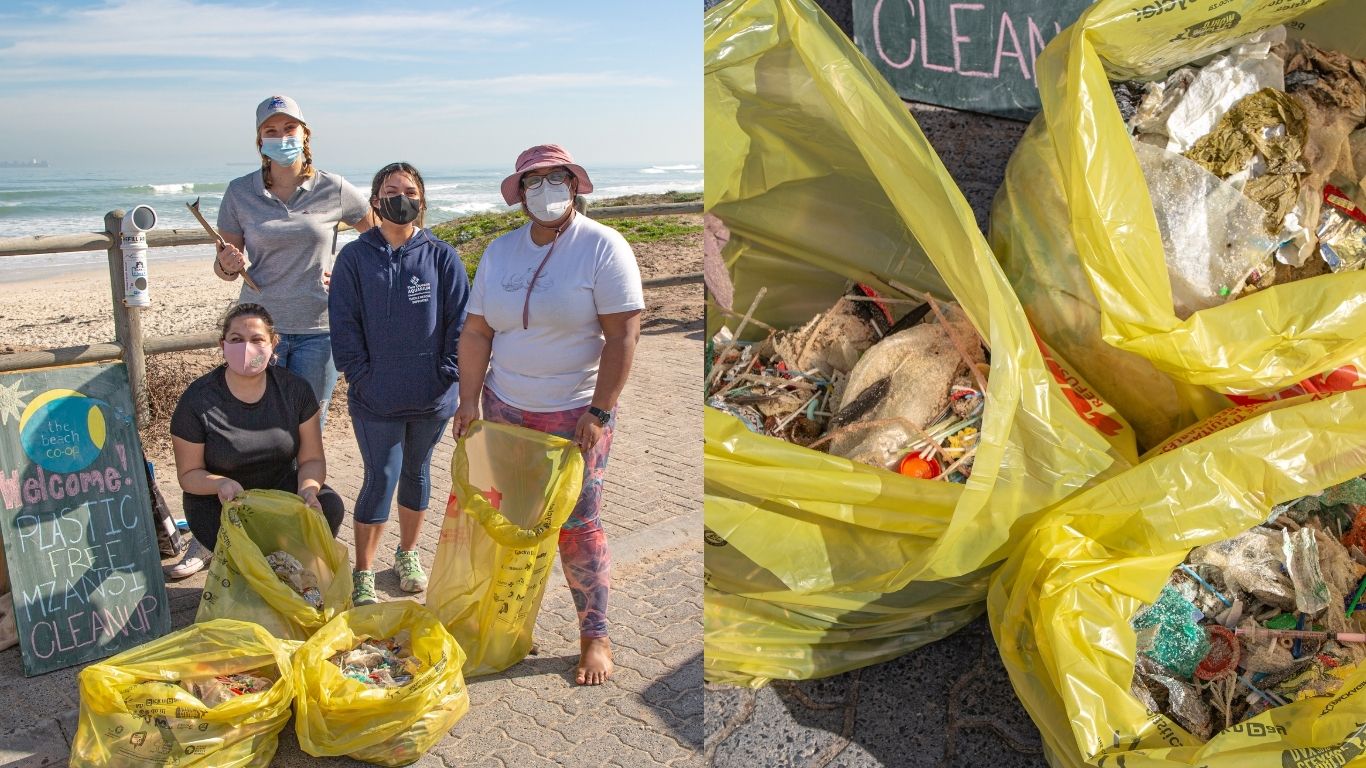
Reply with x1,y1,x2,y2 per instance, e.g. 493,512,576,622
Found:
0,162,702,280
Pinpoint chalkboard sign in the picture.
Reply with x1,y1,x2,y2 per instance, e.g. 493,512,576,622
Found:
0,363,170,676
853,0,1094,120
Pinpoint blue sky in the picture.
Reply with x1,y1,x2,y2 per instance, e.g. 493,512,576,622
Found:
0,0,701,170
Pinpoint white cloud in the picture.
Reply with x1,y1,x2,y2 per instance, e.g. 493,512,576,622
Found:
0,0,540,64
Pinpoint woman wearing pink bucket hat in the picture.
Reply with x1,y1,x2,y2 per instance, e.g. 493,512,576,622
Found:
453,144,643,685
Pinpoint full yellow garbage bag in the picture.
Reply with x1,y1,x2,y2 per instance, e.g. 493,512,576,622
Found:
989,388,1366,768
196,489,352,641
703,0,1136,687
292,601,469,766
71,618,293,768
426,420,583,677
990,0,1366,450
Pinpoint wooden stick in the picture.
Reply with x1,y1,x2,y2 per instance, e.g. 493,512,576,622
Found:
925,297,990,395
771,391,822,436
840,295,929,306
793,296,845,370
708,288,767,389
709,305,779,332
937,445,978,479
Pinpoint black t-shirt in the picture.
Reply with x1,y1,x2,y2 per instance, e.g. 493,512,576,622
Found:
170,365,319,494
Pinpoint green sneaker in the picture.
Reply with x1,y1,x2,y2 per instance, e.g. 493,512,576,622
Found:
394,549,427,593
352,569,378,606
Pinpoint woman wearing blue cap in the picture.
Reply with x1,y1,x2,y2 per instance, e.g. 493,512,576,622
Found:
167,95,374,577
212,95,375,424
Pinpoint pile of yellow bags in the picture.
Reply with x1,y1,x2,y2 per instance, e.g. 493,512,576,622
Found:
703,0,1135,687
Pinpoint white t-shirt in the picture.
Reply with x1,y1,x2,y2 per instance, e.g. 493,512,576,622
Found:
468,214,644,411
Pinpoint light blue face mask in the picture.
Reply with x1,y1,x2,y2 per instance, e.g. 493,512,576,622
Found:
260,135,303,165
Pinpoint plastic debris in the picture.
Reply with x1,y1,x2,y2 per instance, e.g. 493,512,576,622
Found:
1119,30,1366,311
707,285,989,481
1131,473,1366,736
1318,185,1366,271
1133,585,1210,678
329,630,418,688
1162,30,1286,153
1134,141,1276,317
182,670,275,708
267,549,324,609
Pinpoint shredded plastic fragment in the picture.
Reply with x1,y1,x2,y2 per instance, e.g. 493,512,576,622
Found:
267,549,324,609
328,630,418,688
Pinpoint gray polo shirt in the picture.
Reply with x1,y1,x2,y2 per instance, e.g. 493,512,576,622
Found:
217,169,369,334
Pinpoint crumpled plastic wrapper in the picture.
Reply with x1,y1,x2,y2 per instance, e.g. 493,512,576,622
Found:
1162,30,1286,153
1282,527,1331,615
267,550,323,609
1188,528,1297,611
1135,140,1277,318
1132,585,1210,678
1132,655,1212,741
329,630,418,689
183,671,275,708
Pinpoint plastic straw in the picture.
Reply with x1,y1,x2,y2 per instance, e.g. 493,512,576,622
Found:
1235,627,1366,643
1178,564,1232,607
1346,577,1366,618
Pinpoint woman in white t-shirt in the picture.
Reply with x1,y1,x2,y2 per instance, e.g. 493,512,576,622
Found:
453,145,642,686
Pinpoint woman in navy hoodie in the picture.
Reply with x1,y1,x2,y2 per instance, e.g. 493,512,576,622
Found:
329,162,468,606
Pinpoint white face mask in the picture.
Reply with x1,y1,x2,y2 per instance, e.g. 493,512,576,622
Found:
524,181,572,223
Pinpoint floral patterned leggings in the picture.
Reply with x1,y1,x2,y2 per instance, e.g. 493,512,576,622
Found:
481,387,613,639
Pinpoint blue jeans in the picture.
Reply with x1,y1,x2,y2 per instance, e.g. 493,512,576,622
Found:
352,415,449,524
275,332,339,427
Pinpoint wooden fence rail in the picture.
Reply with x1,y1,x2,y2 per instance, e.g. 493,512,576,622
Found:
0,202,703,424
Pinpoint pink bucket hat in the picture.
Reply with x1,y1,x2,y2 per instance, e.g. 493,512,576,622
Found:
501,144,593,205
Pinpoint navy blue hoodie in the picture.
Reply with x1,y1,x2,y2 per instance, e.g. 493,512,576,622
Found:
329,227,469,420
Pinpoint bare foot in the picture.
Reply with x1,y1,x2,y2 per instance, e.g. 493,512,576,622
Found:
576,636,614,685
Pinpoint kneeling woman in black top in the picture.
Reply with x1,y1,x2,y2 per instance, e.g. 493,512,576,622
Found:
166,303,344,578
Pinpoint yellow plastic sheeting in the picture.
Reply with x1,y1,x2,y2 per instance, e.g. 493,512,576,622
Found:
705,570,991,687
292,602,469,766
991,0,1366,449
426,420,583,677
72,619,293,768
703,0,1134,685
196,489,352,641
990,388,1366,767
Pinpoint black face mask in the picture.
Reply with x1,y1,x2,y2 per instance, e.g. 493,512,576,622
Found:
376,194,421,225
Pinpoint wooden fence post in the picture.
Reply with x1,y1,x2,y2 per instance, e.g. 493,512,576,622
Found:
105,210,149,429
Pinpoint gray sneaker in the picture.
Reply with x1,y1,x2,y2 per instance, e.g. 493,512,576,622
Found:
394,549,427,593
164,538,212,580
352,569,378,606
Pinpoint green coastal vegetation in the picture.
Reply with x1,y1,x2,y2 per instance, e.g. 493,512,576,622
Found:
430,191,702,279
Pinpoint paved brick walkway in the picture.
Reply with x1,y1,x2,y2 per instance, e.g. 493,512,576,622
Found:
704,616,1047,768
0,326,704,767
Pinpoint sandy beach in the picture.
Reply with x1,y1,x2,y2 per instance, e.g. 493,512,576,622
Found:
0,213,703,469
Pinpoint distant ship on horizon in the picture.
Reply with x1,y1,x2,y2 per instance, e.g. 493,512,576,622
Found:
0,159,48,168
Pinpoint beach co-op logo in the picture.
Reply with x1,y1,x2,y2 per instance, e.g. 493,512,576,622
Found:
408,275,432,305
502,268,553,294
0,380,111,473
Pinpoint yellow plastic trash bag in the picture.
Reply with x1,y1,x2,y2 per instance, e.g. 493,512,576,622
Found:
292,601,469,766
990,388,1366,768
703,0,1135,686
71,618,293,768
196,489,352,641
426,419,583,677
990,0,1366,450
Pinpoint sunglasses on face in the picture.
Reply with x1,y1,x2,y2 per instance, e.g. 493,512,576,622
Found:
521,170,573,190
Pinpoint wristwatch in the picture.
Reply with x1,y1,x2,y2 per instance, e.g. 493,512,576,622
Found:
587,405,611,425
